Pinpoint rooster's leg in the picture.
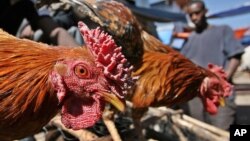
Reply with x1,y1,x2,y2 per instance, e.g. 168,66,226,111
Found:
102,108,122,141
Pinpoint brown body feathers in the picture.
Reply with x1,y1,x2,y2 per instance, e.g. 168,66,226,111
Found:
0,29,90,140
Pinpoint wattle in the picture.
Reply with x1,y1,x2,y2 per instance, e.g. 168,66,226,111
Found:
61,96,105,130
204,98,219,115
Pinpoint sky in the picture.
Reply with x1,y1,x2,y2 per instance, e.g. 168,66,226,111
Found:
204,0,250,29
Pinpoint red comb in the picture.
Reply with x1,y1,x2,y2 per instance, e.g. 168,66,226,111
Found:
78,21,133,98
207,63,233,97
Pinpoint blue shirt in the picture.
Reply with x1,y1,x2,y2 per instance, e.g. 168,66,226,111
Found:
181,25,244,68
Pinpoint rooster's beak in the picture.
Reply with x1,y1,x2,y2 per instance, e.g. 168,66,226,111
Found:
102,92,125,112
219,97,225,107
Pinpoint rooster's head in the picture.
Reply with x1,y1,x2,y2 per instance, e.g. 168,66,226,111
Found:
50,22,133,130
199,64,233,115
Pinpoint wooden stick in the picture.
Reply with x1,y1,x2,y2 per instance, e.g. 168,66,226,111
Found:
182,114,229,138
170,123,188,141
94,135,113,141
102,109,123,141
145,107,229,137
126,101,229,141
172,116,228,141
140,106,229,140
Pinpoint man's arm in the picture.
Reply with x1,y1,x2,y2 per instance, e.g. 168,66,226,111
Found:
222,26,244,82
225,54,242,82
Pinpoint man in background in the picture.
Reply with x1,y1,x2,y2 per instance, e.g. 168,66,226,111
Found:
180,0,244,130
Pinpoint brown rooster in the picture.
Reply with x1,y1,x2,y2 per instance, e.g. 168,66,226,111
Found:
0,21,133,140
77,0,232,111
72,0,233,139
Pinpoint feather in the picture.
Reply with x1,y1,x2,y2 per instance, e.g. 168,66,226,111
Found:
0,29,93,139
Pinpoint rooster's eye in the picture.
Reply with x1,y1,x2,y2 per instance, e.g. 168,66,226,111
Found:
75,65,89,78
